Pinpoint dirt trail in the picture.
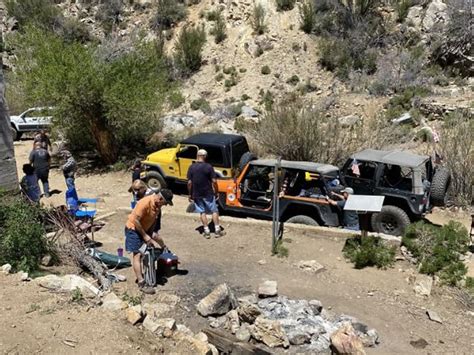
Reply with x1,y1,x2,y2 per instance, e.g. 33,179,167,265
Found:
3,140,473,354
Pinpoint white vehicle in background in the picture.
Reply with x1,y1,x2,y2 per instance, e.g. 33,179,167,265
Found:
9,107,53,141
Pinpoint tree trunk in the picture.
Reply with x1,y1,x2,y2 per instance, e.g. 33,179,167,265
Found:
0,29,19,192
89,116,118,165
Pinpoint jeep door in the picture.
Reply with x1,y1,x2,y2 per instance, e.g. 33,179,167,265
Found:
342,160,378,194
176,145,199,180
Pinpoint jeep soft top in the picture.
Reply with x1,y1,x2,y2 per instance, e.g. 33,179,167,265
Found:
350,149,429,168
249,159,339,177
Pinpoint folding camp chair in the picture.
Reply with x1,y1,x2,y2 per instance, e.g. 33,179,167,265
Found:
66,187,98,241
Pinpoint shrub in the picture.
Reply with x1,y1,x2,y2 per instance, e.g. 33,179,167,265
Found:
151,0,187,30
286,75,300,86
261,65,271,75
396,0,412,23
439,111,473,205
168,90,185,109
251,3,267,35
174,25,206,77
0,194,49,272
385,86,429,119
205,10,220,21
224,77,238,89
215,73,224,81
58,17,92,43
210,10,227,44
96,0,125,33
190,98,211,113
259,89,274,111
241,94,251,101
299,0,316,34
276,0,296,11
223,66,237,75
13,28,172,163
343,236,396,269
403,221,470,285
5,0,61,31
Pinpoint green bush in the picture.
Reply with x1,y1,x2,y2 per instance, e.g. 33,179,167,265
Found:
174,25,206,77
261,65,271,75
210,10,227,44
223,66,237,75
259,89,274,111
385,86,429,119
286,75,300,86
241,94,251,101
190,98,211,113
0,194,49,273
215,73,224,81
13,27,172,164
58,17,92,43
343,236,396,269
276,0,296,11
5,0,60,31
151,0,187,30
251,3,267,35
396,0,412,23
205,9,220,21
403,221,470,286
299,0,316,34
168,90,185,109
96,0,125,33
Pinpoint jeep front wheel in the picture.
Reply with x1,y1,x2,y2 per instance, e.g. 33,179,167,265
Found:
11,126,22,141
371,205,410,236
145,171,167,190
286,215,319,226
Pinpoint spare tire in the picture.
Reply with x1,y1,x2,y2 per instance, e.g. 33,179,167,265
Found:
371,205,410,236
430,167,451,206
238,152,257,171
285,215,319,226
145,171,167,190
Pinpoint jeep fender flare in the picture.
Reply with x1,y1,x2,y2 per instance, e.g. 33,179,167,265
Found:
144,164,168,179
280,201,324,225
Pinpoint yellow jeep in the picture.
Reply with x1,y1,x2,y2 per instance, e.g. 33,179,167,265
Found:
141,133,252,189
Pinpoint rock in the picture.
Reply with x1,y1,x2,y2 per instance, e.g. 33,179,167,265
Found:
208,344,219,355
422,0,448,32
209,315,227,328
155,293,180,307
102,292,128,311
126,305,144,325
173,331,212,355
294,260,325,274
249,316,289,348
225,309,240,334
338,115,361,127
142,303,172,318
406,6,423,30
258,280,278,298
237,294,258,305
426,309,442,324
414,275,433,297
410,338,429,349
1,264,12,274
360,329,379,347
143,317,176,335
237,303,261,324
194,332,208,343
162,114,198,133
176,324,194,336
309,300,323,315
287,329,311,345
235,324,251,342
35,274,100,298
330,323,366,355
19,272,29,282
241,106,259,117
40,255,54,267
392,112,413,125
197,283,238,317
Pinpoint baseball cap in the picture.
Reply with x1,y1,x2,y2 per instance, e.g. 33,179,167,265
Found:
197,149,208,156
159,188,174,206
341,187,354,195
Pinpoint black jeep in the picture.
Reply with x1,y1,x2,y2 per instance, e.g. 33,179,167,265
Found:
340,149,450,235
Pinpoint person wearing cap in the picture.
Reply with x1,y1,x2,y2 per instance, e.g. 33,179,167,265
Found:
187,149,225,238
327,187,359,231
124,189,173,294
60,150,77,190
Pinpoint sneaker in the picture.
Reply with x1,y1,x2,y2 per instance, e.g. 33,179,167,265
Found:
214,229,226,238
138,281,155,295
203,230,211,239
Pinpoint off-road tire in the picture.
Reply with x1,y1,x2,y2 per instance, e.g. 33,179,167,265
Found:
238,152,257,171
145,171,167,190
430,167,451,207
286,215,319,226
11,126,22,141
371,205,410,236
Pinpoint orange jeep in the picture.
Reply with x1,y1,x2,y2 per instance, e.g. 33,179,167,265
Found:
217,159,343,226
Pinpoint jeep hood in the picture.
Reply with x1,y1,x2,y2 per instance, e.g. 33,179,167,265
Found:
144,148,177,165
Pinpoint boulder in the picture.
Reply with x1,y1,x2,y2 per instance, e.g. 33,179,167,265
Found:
35,274,100,298
126,305,144,325
209,315,227,328
197,283,238,317
142,302,172,318
237,294,258,305
237,303,261,324
360,329,380,347
422,0,448,32
235,324,251,342
143,317,176,335
40,254,54,267
330,323,366,355
162,114,198,133
194,332,208,343
173,331,212,355
249,316,289,348
426,309,442,324
1,264,12,274
258,280,278,298
155,293,180,307
176,324,194,336
309,300,323,315
294,260,325,274
241,106,259,118
414,275,433,297
225,310,240,334
287,329,311,345
102,292,128,311
406,6,423,30
338,115,361,127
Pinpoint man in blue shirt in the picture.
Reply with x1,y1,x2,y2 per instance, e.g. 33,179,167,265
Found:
327,187,359,231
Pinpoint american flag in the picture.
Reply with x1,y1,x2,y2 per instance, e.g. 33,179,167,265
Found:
351,159,360,176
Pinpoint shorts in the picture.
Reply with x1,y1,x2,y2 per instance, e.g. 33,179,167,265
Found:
194,196,218,214
125,227,145,253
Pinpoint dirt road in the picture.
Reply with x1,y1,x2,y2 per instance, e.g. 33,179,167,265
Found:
2,140,472,354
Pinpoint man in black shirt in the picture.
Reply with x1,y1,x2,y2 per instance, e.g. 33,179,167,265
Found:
187,149,225,238
327,187,359,231
29,142,51,197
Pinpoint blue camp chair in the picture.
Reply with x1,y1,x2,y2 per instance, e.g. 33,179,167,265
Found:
66,187,98,240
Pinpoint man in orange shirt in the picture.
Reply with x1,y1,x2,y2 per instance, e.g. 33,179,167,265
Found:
125,189,173,294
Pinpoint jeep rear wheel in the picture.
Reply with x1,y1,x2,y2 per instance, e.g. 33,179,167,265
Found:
11,126,22,141
145,171,167,190
286,215,319,226
371,205,410,236
430,167,451,206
